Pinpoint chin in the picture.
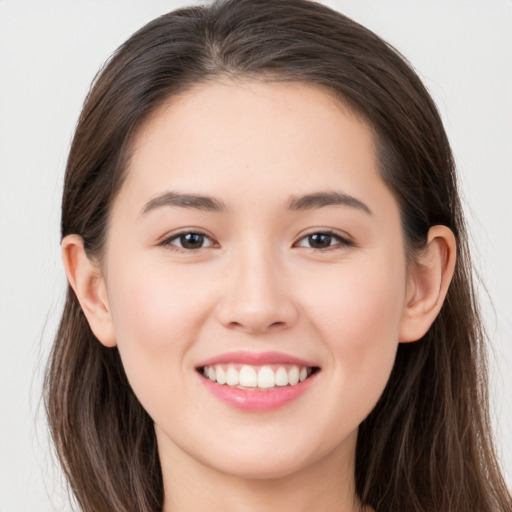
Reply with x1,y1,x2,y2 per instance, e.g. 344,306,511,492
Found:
193,431,347,482
208,451,314,481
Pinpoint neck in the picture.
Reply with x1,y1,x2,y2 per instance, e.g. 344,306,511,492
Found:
159,429,365,512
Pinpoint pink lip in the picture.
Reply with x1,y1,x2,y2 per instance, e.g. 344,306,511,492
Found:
196,351,319,412
199,372,318,411
196,350,317,368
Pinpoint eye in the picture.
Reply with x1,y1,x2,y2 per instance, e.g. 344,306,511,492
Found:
161,231,217,251
294,230,352,250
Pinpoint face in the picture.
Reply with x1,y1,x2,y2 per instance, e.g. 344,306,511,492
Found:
101,80,411,480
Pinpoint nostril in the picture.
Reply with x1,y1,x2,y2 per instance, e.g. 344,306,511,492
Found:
226,321,243,329
224,319,287,333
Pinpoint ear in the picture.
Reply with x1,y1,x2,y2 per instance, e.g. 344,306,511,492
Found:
399,225,456,343
61,234,116,347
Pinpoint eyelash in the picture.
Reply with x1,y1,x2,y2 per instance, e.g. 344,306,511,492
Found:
159,230,217,251
293,230,354,250
159,229,353,252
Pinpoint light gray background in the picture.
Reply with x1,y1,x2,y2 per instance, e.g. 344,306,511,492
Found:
0,1,510,511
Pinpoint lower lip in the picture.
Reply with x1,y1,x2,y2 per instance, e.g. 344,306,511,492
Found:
199,372,318,411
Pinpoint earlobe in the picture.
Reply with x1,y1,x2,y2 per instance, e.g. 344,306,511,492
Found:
399,225,456,343
61,234,117,347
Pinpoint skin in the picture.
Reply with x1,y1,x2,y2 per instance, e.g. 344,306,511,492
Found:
62,80,456,512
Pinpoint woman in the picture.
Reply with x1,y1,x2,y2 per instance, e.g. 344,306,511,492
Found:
44,0,512,511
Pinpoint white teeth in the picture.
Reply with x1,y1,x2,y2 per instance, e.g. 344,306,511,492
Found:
257,366,275,389
288,366,299,386
226,367,239,386
202,363,315,389
239,365,258,387
215,365,226,385
275,366,289,386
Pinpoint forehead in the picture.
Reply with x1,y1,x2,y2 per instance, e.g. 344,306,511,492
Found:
117,79,392,216
131,79,370,157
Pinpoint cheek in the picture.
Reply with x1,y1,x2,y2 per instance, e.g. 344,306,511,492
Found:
108,258,209,348
104,260,221,432
307,253,406,335
303,255,407,414
105,259,216,400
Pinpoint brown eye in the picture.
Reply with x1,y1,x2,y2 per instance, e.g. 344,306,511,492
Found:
295,231,352,250
308,233,333,249
179,233,206,249
163,231,216,250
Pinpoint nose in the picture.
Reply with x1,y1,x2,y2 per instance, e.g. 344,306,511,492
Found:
215,245,299,334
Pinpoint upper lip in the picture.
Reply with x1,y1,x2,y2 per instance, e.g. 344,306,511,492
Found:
196,350,318,368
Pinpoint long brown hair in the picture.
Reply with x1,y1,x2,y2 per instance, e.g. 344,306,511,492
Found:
44,1,511,511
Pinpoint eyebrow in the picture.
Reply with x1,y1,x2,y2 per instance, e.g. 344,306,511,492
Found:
140,190,372,216
141,191,227,215
287,191,372,215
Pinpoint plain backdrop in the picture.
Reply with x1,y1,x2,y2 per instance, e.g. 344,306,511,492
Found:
0,1,511,511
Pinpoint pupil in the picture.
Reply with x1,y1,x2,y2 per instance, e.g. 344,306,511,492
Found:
181,233,204,249
309,233,331,248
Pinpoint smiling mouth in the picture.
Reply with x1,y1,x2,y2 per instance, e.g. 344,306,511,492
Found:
198,363,320,391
